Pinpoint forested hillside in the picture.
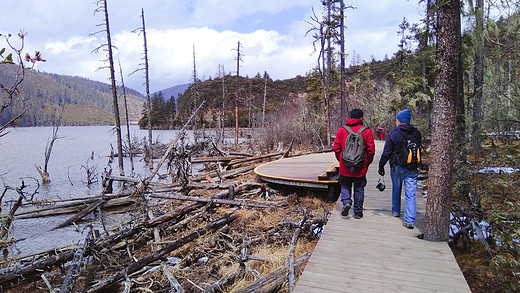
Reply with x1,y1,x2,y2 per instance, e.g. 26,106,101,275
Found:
176,74,307,128
0,64,145,126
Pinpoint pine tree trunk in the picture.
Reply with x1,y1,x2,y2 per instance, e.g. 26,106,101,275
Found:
471,0,484,152
339,0,346,123
424,0,461,241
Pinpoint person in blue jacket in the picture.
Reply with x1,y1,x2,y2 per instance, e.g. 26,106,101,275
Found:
378,109,422,229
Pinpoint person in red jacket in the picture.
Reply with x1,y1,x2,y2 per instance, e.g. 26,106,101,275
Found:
333,108,376,219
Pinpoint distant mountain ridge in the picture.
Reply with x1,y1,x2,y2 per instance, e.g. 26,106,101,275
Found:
0,64,145,126
153,83,190,101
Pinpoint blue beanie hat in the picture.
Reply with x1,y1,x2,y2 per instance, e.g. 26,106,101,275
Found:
396,109,411,124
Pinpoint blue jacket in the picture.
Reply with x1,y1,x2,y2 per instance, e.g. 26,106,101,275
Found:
379,124,422,169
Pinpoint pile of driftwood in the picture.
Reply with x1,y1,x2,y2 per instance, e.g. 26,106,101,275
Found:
0,137,332,293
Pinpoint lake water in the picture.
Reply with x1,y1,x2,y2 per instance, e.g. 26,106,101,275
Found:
0,125,193,256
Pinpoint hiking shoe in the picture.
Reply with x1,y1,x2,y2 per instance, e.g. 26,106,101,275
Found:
354,213,363,219
405,223,414,229
341,204,351,216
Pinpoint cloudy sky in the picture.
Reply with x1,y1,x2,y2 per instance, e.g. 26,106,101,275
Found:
1,0,424,95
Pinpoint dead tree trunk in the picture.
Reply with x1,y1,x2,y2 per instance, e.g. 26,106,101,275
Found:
96,0,124,176
0,250,75,288
118,59,134,171
234,41,242,145
192,44,199,142
140,8,154,170
60,226,93,293
36,107,62,184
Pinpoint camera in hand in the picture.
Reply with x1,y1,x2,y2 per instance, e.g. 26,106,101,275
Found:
376,182,385,192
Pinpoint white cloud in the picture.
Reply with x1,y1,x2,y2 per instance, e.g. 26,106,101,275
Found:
5,0,424,94
45,36,98,55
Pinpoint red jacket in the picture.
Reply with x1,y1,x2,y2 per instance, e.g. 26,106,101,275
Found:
333,118,375,177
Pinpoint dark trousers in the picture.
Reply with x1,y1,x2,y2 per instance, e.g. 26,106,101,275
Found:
339,175,367,216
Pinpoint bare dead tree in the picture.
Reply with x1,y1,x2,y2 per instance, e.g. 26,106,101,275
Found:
35,107,63,184
192,44,200,143
216,64,226,145
262,71,267,129
306,7,331,146
92,0,125,176
81,155,99,185
118,59,134,171
142,9,153,169
234,41,244,145
129,8,154,169
0,32,45,138
0,177,39,256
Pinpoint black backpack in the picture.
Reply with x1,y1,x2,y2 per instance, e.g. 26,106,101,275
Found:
397,130,421,168
341,125,368,171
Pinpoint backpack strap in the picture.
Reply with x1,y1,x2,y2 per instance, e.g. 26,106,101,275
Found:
343,125,353,134
358,125,369,134
343,125,368,134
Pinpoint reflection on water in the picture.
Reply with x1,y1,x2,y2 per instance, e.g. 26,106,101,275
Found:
0,125,188,256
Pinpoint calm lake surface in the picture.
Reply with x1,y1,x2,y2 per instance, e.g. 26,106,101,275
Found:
0,125,191,256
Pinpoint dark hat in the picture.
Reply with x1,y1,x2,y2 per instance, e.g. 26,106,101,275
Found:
396,109,411,124
349,108,364,119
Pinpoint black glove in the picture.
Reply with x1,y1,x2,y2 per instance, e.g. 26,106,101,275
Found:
378,165,385,176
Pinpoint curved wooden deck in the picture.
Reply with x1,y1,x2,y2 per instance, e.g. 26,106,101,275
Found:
293,140,471,292
254,152,339,195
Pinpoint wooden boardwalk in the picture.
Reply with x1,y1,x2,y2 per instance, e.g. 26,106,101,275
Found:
292,140,471,292
254,152,339,198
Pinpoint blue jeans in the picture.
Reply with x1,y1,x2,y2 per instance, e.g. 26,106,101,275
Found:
340,175,367,216
390,166,418,224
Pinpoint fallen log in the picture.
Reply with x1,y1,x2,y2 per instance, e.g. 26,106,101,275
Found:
288,227,301,292
85,212,237,293
226,152,283,169
233,252,311,293
191,156,239,163
148,193,285,208
22,193,131,207
146,182,259,225
188,181,238,190
0,249,75,289
16,196,134,219
228,151,254,157
52,198,106,230
0,245,76,267
60,226,93,293
190,165,256,182
107,175,142,184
